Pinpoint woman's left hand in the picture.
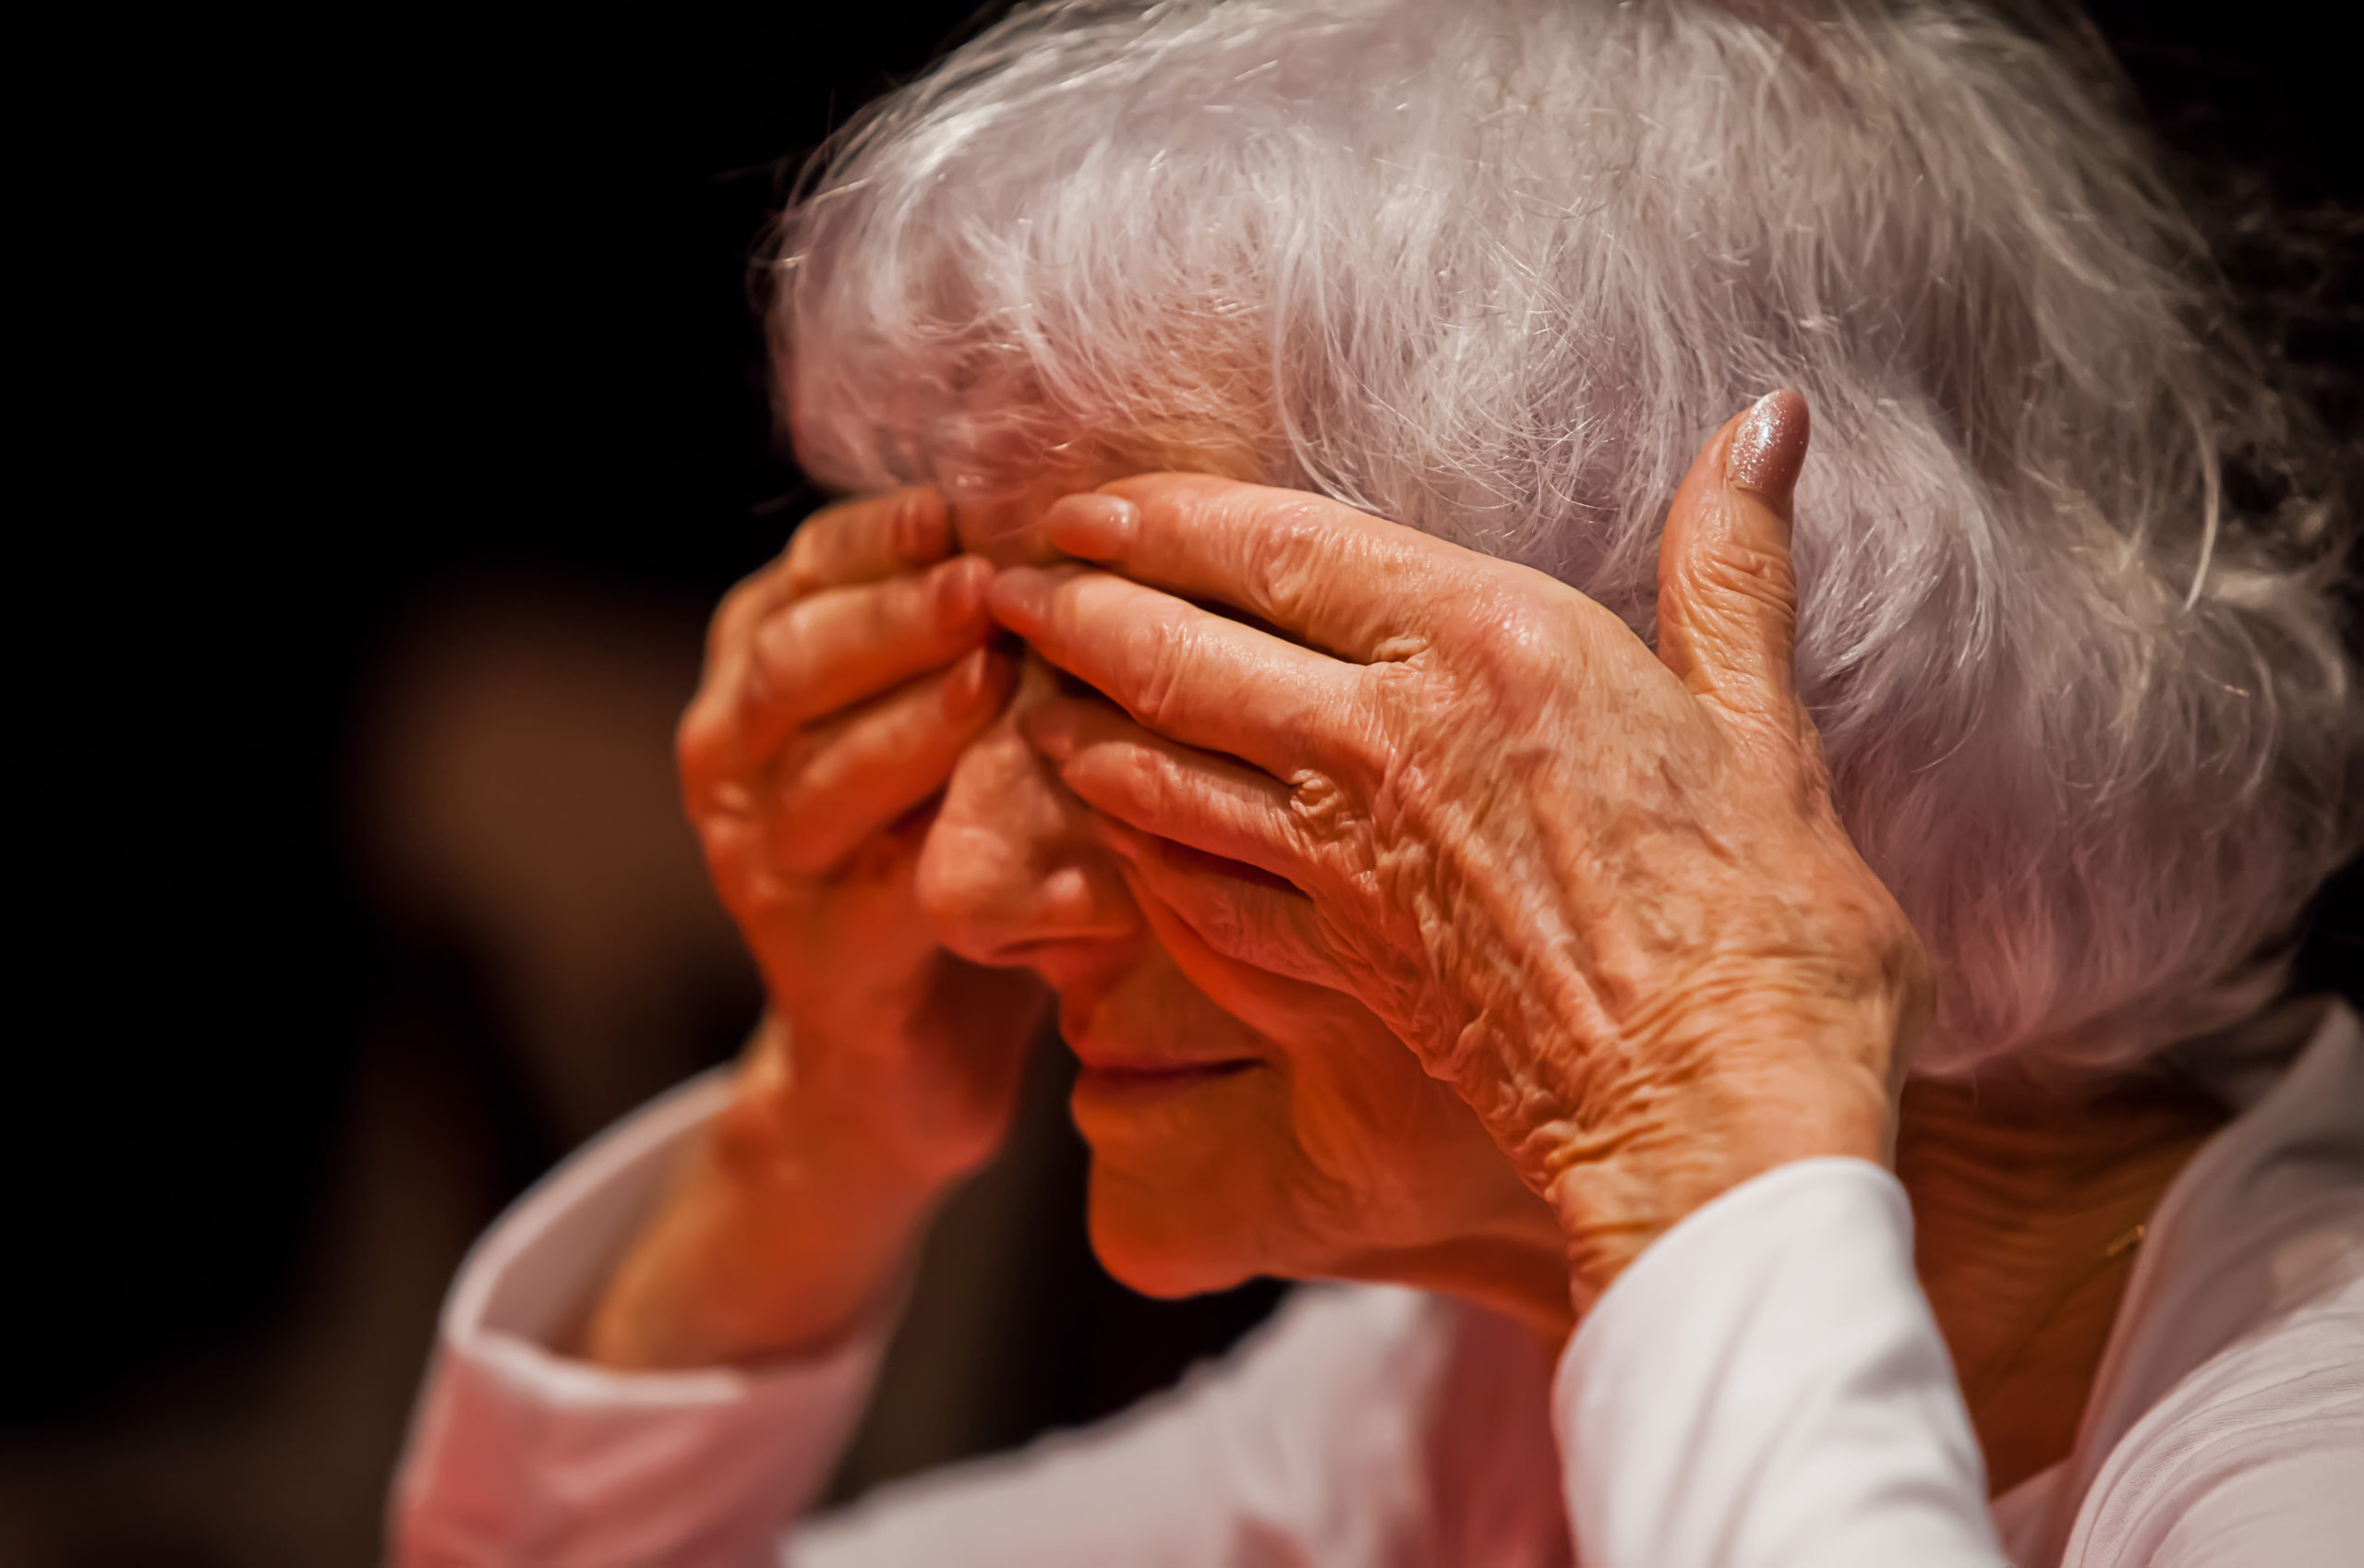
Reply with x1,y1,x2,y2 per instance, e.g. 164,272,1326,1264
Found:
988,392,1932,1307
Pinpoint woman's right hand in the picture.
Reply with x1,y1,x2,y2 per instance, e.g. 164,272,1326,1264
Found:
587,487,1045,1369
681,485,1046,1176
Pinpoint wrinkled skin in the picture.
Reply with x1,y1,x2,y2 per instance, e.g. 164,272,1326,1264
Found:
594,394,1923,1373
677,486,1050,1181
990,395,1933,1303
587,396,2220,1493
591,464,1570,1365
917,475,1571,1321
591,488,1048,1367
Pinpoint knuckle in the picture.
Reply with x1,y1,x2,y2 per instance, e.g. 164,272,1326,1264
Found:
708,574,765,657
748,611,806,700
676,711,719,779
714,575,759,627
1693,540,1799,618
1330,678,1398,778
1121,614,1195,731
1110,740,1179,818
782,525,836,596
887,486,942,560
1441,581,1557,689
877,569,935,639
1257,508,1333,629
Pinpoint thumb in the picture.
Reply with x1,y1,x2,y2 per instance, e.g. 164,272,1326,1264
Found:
1656,388,1811,744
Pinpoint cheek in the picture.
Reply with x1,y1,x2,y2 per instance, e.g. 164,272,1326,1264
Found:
1068,959,1311,1293
1078,899,1525,1285
1277,1019,1508,1227
1126,880,1492,1216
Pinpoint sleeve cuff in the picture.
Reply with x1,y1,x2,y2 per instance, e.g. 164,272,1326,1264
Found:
392,1071,889,1568
1554,1157,2000,1568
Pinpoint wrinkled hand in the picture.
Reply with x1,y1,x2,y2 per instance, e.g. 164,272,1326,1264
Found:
681,487,1045,1181
989,392,1931,1306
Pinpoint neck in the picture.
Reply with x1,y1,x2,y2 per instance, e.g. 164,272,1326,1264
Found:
1895,1067,2224,1495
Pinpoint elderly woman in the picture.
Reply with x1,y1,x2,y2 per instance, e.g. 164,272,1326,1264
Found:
394,1,2363,1563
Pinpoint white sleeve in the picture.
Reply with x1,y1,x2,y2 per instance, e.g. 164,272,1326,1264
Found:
1553,1156,2005,1568
388,1069,1494,1568
390,1072,888,1568
787,1285,1504,1568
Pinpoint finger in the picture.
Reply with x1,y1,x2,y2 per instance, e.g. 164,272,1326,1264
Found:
683,492,951,787
988,564,1358,777
739,554,996,750
781,486,954,597
1095,816,1351,993
683,554,994,800
1022,695,1309,887
1119,877,1375,1067
692,566,814,761
766,645,1019,877
1038,474,1462,664
701,487,955,694
1655,390,1809,750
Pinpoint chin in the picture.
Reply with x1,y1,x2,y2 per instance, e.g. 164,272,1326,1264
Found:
1082,1158,1268,1299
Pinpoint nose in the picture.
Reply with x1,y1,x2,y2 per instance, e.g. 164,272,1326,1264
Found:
917,653,1142,968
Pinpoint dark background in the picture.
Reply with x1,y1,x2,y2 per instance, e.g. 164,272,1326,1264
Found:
5,3,2357,1562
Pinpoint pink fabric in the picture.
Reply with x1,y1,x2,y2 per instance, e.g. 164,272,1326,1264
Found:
392,1006,2364,1567
390,1075,881,1566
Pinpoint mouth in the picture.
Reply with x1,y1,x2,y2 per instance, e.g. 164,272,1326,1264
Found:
1056,984,1269,1114
1070,1057,1260,1110
1074,1057,1258,1086
1060,1002,1263,1080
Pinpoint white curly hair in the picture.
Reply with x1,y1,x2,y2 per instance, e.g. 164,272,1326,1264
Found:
775,0,2359,1078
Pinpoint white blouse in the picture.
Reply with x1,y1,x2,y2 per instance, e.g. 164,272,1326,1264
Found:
392,1002,2364,1566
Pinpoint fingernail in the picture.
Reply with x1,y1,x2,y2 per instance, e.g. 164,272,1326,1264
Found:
1725,389,1810,513
933,556,986,631
987,566,1052,634
943,646,993,718
1043,493,1138,560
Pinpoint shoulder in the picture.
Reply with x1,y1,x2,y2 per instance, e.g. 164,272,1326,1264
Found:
2067,1249,2364,1567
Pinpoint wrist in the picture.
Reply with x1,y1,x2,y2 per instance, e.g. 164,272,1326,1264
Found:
717,1018,924,1195
583,1017,953,1370
1542,997,1904,1312
731,1007,1008,1194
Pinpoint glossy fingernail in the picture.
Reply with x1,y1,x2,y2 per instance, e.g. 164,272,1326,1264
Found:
1725,389,1810,513
1043,493,1138,560
987,566,1053,634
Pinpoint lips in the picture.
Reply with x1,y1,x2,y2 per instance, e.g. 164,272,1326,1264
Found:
1074,1058,1258,1087
1064,1036,1262,1082
1069,1056,1260,1124
1062,1007,1264,1110
1059,995,1262,1081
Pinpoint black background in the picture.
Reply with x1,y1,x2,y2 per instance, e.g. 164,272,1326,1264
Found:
6,3,2358,1562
